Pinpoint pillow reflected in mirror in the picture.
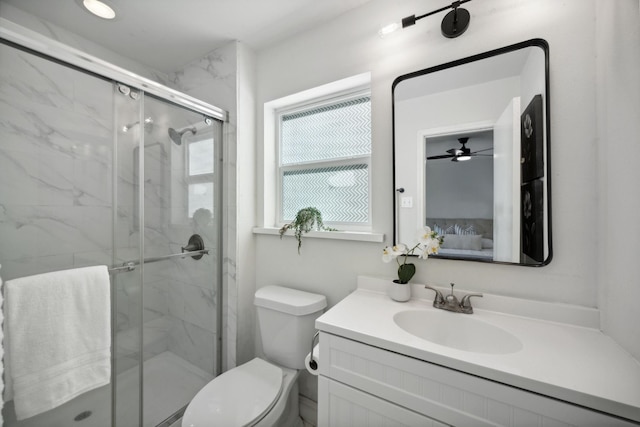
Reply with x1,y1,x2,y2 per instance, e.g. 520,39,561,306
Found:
441,234,483,251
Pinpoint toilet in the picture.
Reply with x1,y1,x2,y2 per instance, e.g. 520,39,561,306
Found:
182,285,327,427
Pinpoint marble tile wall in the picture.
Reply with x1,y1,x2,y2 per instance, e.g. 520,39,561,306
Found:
168,42,239,372
0,41,147,380
0,40,222,381
0,39,127,414
138,98,221,376
0,42,113,281
3,1,240,389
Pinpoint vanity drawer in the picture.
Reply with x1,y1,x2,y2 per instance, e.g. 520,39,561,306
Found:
319,376,450,427
319,333,637,427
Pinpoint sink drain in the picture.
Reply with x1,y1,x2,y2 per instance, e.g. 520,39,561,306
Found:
74,410,92,422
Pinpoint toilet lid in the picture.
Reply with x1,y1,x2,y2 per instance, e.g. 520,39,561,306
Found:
182,358,283,427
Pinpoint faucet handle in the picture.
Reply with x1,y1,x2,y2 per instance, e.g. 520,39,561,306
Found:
460,293,483,313
424,285,445,306
443,282,459,306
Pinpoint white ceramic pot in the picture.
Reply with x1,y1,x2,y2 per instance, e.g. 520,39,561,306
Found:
389,280,411,302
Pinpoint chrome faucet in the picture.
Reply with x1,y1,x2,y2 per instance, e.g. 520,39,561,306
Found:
425,283,483,314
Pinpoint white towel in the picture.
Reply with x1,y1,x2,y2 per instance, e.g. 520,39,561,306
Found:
5,265,111,420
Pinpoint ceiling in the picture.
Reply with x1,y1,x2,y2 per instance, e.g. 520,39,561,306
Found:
0,0,371,74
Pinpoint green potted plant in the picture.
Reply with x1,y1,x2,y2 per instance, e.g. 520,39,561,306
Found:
382,227,444,301
279,207,336,254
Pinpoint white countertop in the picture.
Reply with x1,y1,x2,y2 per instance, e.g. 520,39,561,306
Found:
315,278,640,423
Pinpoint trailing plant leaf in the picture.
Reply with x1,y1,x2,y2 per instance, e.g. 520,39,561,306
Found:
279,207,337,254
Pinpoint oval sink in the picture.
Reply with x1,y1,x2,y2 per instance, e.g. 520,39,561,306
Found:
393,309,523,355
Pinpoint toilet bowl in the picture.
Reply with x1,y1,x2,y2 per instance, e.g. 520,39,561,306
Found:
181,358,300,427
182,286,326,427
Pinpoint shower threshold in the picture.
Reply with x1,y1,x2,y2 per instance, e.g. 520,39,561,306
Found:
3,351,212,427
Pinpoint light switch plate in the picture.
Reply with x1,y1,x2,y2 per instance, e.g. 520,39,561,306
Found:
401,196,413,208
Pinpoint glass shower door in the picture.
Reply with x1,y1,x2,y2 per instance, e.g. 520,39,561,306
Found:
112,82,144,427
107,88,223,427
139,95,221,426
0,40,116,427
1,37,222,427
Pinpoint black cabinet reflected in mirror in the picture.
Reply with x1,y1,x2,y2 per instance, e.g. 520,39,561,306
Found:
392,39,552,266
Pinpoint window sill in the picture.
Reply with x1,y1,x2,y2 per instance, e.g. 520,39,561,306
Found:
252,227,384,243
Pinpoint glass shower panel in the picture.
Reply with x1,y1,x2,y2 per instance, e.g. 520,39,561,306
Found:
1,37,223,427
0,41,114,426
140,96,221,426
112,83,144,427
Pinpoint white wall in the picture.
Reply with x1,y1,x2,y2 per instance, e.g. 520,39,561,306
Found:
253,0,640,361
255,0,601,315
595,1,640,360
253,0,606,404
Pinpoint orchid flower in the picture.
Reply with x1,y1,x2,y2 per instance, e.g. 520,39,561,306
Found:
382,244,407,263
381,228,444,283
418,226,435,245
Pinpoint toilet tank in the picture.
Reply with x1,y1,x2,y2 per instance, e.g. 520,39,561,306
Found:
254,286,327,369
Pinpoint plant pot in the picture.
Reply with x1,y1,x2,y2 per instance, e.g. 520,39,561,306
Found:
389,280,411,302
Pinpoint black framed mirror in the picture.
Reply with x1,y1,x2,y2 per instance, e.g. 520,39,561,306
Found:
392,39,552,266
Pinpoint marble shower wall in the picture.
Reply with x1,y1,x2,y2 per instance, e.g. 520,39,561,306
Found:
140,96,222,375
107,94,221,376
168,42,240,371
0,42,114,282
0,40,222,378
0,41,144,378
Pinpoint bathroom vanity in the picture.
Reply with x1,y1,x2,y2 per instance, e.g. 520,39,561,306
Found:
315,277,640,426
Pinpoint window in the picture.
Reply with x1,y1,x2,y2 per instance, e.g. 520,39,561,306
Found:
278,92,371,228
187,138,214,217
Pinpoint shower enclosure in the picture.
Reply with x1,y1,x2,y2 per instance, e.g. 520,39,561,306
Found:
0,29,224,427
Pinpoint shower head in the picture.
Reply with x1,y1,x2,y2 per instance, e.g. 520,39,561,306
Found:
168,127,196,145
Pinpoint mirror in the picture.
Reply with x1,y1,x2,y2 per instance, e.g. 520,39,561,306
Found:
392,39,552,266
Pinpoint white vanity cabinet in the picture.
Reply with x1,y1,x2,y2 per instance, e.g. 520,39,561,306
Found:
317,332,637,427
319,377,449,427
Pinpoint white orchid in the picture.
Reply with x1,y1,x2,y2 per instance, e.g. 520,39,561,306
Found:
382,228,444,283
382,244,407,263
418,226,435,244
418,243,439,259
418,226,442,259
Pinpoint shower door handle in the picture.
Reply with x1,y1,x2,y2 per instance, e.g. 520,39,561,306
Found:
109,234,208,274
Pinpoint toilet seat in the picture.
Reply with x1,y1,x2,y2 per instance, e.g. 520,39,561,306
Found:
182,358,284,427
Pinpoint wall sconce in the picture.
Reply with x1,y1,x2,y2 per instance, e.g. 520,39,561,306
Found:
379,0,472,39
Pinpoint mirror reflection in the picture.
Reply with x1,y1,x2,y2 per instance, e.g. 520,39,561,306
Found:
393,39,551,266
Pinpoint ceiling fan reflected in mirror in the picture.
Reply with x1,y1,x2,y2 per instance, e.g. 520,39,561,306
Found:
426,137,493,162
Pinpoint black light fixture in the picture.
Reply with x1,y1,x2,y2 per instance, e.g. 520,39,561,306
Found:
380,0,472,39
452,137,472,161
426,137,493,162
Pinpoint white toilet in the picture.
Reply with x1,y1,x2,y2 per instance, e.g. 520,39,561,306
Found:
182,285,327,427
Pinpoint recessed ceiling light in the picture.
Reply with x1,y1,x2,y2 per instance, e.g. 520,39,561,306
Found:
82,0,116,20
